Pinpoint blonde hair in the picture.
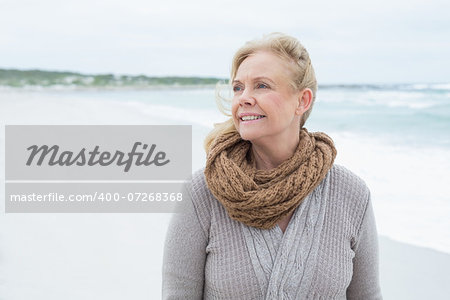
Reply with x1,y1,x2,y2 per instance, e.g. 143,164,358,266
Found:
204,33,318,153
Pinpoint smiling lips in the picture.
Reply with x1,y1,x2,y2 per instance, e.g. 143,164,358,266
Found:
239,113,266,122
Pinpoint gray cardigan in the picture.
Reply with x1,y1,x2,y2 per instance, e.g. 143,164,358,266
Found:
162,164,382,299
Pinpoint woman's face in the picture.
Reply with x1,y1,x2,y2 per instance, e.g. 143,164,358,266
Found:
232,51,304,146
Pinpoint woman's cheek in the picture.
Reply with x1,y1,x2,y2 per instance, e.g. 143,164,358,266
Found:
231,100,239,120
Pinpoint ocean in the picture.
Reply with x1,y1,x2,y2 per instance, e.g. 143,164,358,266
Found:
0,84,449,298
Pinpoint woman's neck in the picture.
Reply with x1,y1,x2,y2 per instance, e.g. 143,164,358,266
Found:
251,136,299,170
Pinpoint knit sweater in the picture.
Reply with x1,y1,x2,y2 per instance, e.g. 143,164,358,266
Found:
162,164,382,299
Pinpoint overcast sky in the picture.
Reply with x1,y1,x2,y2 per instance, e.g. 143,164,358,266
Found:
1,0,449,83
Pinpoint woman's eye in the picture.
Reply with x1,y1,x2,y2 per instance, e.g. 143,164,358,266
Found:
233,85,242,92
257,83,268,89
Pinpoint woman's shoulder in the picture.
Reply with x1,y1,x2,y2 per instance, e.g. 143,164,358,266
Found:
322,164,372,225
190,168,212,200
326,164,370,199
186,168,217,227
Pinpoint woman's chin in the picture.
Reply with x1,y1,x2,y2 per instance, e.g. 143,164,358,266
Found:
238,130,260,142
239,133,270,146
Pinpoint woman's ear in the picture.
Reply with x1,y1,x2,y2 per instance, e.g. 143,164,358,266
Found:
296,88,313,115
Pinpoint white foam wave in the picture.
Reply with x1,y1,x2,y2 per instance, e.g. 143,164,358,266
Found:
319,89,440,109
384,99,437,109
329,132,450,253
410,83,450,91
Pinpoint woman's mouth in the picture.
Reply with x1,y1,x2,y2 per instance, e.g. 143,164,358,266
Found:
240,115,266,121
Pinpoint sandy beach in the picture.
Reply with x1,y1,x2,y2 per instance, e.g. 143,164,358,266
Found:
1,88,449,299
379,236,450,299
0,213,449,299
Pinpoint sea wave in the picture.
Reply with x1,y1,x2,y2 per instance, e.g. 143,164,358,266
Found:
320,83,450,92
318,89,445,110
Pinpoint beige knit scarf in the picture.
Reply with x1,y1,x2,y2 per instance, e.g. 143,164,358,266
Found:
204,128,337,229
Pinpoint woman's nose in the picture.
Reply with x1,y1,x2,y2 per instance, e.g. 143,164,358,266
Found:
239,89,256,106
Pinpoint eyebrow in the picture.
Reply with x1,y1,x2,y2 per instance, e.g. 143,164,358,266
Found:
232,76,276,85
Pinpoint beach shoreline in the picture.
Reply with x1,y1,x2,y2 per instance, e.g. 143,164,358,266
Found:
0,211,448,300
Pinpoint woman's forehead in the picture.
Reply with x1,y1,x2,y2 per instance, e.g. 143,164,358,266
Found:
235,51,294,81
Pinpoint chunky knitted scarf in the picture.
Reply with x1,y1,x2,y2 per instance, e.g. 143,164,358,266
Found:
204,128,337,229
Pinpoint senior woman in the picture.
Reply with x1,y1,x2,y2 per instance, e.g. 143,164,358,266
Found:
162,33,382,299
